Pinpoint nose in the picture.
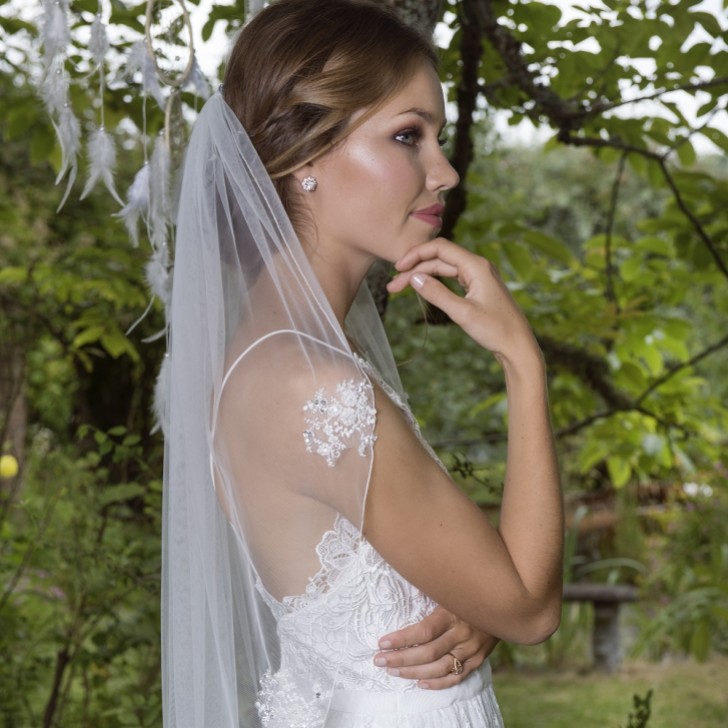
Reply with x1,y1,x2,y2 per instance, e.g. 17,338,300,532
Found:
427,148,460,192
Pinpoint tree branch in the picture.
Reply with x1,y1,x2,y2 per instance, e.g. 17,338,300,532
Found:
587,76,728,118
604,152,627,315
657,158,728,281
475,0,585,131
424,0,484,325
635,331,728,407
441,0,484,239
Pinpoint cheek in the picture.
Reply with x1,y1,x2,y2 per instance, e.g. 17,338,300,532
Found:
342,143,410,194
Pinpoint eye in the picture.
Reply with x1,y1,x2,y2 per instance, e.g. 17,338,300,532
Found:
437,136,447,148
394,128,422,146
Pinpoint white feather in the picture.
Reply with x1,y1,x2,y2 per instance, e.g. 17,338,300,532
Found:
152,353,170,435
145,244,171,307
186,55,211,100
125,40,146,78
150,135,171,248
89,14,109,68
80,127,124,205
116,162,150,247
42,0,70,67
40,63,69,115
126,40,165,109
52,104,81,210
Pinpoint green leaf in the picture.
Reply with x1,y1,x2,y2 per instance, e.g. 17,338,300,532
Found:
100,327,140,361
72,325,105,349
701,127,728,154
502,242,535,281
520,229,572,264
607,456,632,488
690,11,724,37
675,140,696,167
99,483,146,506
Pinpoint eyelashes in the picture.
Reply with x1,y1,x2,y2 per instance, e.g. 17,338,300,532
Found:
394,128,447,148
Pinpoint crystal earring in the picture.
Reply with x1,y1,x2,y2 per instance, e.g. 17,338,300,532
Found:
301,176,318,192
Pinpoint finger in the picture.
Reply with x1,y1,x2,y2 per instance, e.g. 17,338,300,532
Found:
408,273,471,323
378,605,454,650
417,672,471,690
394,239,472,272
387,261,460,293
385,653,470,682
375,638,451,669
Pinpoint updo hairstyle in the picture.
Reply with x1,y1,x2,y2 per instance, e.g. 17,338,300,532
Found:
223,0,437,230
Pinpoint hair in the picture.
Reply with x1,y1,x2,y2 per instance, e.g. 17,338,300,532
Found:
223,0,437,230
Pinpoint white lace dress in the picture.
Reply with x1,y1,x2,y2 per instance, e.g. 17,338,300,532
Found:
254,360,505,727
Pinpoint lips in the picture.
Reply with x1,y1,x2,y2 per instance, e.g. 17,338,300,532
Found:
411,203,445,228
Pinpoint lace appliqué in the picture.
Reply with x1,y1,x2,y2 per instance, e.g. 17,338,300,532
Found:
256,669,329,728
302,379,376,467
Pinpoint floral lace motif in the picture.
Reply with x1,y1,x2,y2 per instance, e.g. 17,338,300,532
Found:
302,378,377,466
255,669,328,728
254,515,438,725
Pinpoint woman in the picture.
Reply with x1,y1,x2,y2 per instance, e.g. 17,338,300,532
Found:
162,1,563,726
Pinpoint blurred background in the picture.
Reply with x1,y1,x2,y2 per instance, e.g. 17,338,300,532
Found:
1,1,727,726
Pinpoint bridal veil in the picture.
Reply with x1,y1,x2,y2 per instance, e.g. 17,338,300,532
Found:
162,89,404,726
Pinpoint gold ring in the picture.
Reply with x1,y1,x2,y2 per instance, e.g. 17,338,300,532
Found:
448,652,464,676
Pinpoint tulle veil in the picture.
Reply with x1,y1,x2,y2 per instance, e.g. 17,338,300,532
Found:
162,90,403,726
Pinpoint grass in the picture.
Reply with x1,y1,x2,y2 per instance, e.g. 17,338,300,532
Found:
492,656,728,727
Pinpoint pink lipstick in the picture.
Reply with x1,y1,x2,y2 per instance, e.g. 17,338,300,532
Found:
411,203,444,228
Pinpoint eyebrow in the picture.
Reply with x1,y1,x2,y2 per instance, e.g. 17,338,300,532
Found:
397,107,446,131
399,107,436,123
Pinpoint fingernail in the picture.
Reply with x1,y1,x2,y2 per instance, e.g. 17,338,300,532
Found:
411,273,425,289
419,682,430,690
387,668,400,677
379,640,392,649
374,657,386,667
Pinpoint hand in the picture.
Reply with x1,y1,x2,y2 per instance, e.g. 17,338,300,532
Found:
388,238,540,366
373,606,499,690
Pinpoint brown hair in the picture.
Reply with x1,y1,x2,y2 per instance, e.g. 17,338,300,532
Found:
223,0,437,228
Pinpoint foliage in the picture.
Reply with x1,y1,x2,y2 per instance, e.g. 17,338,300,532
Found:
0,426,162,727
631,485,728,661
0,65,164,725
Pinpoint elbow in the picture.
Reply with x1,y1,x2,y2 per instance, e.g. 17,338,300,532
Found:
511,591,562,645
519,602,561,645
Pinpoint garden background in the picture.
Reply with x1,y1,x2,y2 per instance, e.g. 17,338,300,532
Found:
1,0,727,725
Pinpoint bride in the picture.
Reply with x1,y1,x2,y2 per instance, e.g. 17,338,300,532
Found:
162,0,563,725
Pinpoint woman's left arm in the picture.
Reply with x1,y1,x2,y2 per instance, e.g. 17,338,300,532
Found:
373,606,499,689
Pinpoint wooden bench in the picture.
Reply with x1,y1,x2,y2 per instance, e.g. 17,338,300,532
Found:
562,582,638,672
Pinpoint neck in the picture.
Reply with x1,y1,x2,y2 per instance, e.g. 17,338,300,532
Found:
306,245,377,327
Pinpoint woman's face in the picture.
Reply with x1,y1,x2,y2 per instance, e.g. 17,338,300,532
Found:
298,62,459,270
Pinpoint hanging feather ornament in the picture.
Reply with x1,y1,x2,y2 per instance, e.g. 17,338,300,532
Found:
116,162,151,247
88,13,109,69
126,40,166,110
40,63,70,116
185,54,210,100
149,132,172,248
53,105,81,211
80,126,124,205
152,352,170,435
145,244,171,309
41,0,70,70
